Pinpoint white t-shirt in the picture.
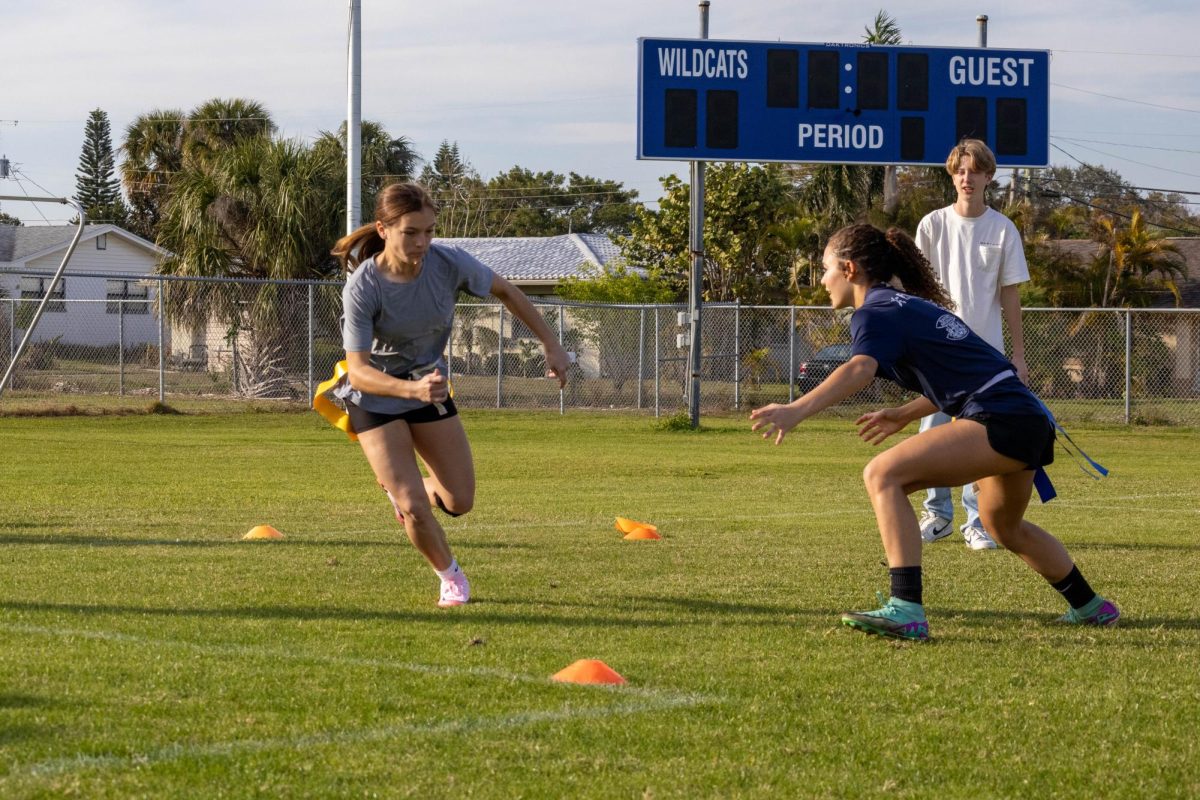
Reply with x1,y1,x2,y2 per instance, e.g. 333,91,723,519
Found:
914,206,1028,352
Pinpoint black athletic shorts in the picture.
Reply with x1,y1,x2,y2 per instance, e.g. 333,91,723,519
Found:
346,397,458,434
960,411,1056,469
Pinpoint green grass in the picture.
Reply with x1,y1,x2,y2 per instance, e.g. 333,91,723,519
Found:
0,410,1197,798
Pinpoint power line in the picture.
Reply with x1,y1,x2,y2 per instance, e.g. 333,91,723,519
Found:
1045,144,1200,235
1049,136,1200,180
1054,137,1200,156
1052,83,1200,115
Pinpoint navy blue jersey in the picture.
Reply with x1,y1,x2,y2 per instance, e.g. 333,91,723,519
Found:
850,284,1042,418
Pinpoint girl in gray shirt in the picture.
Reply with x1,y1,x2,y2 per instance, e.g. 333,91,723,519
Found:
331,183,571,608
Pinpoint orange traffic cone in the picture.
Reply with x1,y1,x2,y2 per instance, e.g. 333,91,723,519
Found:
551,659,627,685
615,517,658,534
242,525,285,540
623,526,661,540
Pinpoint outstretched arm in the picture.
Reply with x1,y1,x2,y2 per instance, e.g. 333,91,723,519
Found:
490,275,572,387
750,354,878,444
856,395,937,445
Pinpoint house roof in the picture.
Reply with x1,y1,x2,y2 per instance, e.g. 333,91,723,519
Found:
438,233,621,283
0,224,166,265
1044,237,1200,307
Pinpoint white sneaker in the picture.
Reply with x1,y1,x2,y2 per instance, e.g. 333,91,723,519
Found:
919,513,953,543
962,526,998,550
437,573,470,607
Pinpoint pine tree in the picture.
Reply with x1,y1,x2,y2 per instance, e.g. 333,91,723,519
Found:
74,108,127,225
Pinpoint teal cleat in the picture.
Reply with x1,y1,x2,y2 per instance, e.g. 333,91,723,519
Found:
1055,596,1120,627
841,594,930,641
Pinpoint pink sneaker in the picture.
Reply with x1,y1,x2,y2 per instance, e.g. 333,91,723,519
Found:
438,573,470,608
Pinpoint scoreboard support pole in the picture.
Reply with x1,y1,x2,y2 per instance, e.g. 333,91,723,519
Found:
687,1,709,428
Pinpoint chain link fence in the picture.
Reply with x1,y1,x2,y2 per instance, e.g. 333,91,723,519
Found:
2,271,1198,425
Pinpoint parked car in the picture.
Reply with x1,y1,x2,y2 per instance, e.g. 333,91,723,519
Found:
796,343,854,394
796,342,896,402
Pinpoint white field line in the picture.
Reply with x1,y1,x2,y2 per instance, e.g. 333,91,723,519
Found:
0,623,706,702
14,695,711,780
1,622,719,779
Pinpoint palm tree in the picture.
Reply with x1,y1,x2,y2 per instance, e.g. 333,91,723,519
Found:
313,120,420,220
184,98,275,166
154,135,343,394
863,11,903,217
121,109,186,239
1093,210,1186,307
120,100,275,241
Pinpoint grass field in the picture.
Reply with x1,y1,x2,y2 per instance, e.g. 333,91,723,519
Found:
1,409,1197,798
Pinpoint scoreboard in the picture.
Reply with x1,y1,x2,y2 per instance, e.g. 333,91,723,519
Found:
637,37,1049,167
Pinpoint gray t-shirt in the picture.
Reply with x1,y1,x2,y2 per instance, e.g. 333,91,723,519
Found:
335,243,495,413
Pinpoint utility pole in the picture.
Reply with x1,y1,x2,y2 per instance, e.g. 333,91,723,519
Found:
686,1,709,428
347,1,362,233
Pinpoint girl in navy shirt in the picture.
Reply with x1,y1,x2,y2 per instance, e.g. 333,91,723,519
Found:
751,223,1118,640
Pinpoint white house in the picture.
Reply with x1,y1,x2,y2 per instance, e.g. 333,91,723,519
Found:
0,224,167,347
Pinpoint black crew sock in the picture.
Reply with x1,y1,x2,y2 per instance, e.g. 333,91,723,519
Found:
889,566,923,605
1050,565,1097,610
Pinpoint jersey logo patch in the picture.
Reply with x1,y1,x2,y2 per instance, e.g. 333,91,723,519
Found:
936,313,970,341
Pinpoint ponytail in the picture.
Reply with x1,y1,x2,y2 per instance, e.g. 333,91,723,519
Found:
882,228,955,310
331,224,385,272
827,223,955,311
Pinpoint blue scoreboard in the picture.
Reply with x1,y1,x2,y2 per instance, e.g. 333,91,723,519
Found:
637,38,1049,167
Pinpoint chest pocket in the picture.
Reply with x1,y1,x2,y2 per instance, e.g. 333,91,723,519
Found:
977,244,1002,273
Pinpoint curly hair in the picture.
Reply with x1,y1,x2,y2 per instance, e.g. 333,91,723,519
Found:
331,182,438,272
827,223,955,311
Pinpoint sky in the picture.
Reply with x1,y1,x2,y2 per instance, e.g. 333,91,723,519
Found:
3,0,1200,227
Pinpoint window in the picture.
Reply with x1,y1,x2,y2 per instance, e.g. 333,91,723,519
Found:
106,280,149,314
19,276,66,312
96,233,107,250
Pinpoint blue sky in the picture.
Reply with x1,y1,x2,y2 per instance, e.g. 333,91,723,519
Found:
3,0,1199,225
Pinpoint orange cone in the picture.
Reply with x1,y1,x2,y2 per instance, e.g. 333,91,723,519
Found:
242,525,285,540
615,517,657,534
623,526,661,540
551,659,627,685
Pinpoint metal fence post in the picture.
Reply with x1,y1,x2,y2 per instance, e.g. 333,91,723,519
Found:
1125,309,1132,424
157,278,165,403
654,306,661,417
496,305,505,409
118,300,125,396
734,300,741,410
788,306,797,403
307,283,315,401
8,299,14,366
558,304,566,415
637,306,646,410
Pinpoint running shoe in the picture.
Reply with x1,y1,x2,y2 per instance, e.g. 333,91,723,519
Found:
1055,597,1120,626
438,573,471,608
919,513,953,543
841,593,929,641
962,525,998,550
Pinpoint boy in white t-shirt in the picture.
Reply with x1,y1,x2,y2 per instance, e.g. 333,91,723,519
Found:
913,140,1029,551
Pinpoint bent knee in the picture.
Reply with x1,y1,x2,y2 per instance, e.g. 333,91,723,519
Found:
387,487,434,521
435,493,474,517
981,518,1027,549
862,457,903,494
